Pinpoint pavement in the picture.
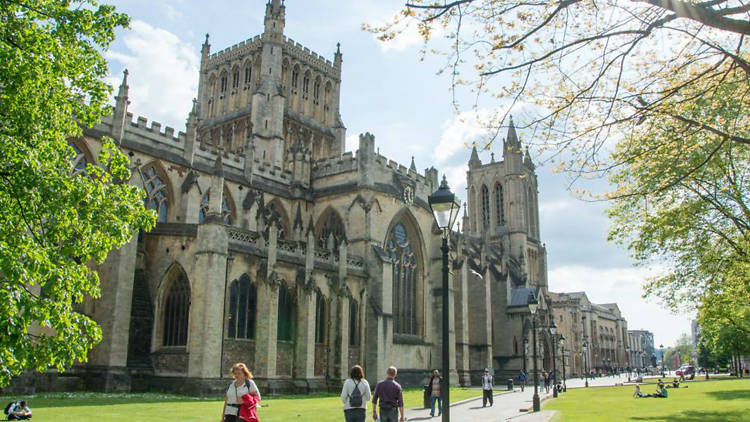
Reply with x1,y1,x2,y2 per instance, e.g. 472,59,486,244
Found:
404,373,644,421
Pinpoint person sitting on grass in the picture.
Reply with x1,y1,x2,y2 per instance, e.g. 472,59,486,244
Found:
671,379,679,388
651,385,668,398
633,384,644,398
6,401,31,420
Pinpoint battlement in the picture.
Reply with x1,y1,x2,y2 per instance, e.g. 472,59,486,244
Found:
206,35,262,64
311,151,357,178
283,36,338,77
373,152,429,186
126,113,185,144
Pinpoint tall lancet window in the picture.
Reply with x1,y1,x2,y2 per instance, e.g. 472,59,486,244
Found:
163,271,190,347
141,165,169,223
495,183,504,226
481,184,490,229
387,222,420,336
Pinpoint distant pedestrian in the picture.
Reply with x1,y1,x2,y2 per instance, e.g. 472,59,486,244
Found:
543,371,550,393
518,370,527,392
425,369,442,417
372,366,405,422
221,363,260,422
481,368,494,407
340,365,371,422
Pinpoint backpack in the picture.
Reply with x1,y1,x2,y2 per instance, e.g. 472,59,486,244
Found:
349,380,363,407
4,402,16,416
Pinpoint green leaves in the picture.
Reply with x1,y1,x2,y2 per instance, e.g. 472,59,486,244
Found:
0,1,153,386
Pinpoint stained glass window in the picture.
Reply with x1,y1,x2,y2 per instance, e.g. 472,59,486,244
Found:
141,166,169,223
387,222,419,335
228,276,256,339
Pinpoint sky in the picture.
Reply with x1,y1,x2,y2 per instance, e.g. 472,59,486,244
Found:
104,0,692,348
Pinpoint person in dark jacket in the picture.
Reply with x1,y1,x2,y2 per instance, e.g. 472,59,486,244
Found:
425,369,442,417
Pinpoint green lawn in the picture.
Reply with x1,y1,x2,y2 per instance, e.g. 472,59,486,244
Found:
0,387,484,421
545,378,750,422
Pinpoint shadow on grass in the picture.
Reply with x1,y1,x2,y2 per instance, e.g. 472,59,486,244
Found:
705,389,750,401
632,410,748,422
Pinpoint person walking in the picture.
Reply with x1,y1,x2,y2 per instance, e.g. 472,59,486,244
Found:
481,368,494,407
543,371,550,393
518,370,527,392
372,366,405,422
340,365,371,422
425,369,442,417
220,363,260,422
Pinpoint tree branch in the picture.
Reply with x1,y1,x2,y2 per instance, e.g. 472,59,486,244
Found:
634,0,750,35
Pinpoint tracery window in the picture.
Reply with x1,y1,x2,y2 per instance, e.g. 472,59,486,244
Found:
313,79,321,101
232,70,239,88
291,68,299,89
277,284,295,341
220,75,227,93
244,66,252,84
228,276,256,339
71,144,88,175
163,271,190,347
198,188,233,225
481,184,490,229
314,291,326,344
349,300,359,346
141,165,169,223
317,211,345,251
303,74,310,95
387,222,419,336
495,183,504,226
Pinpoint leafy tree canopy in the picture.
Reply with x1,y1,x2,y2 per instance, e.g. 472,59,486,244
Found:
368,0,749,191
0,0,154,386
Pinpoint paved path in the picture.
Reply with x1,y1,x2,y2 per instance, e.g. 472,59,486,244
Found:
404,374,643,421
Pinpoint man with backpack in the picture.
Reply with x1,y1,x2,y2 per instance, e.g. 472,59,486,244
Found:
340,365,371,422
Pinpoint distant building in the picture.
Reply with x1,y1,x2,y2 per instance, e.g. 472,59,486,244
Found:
628,330,655,368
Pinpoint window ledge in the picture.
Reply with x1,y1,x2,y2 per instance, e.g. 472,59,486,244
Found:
393,334,430,345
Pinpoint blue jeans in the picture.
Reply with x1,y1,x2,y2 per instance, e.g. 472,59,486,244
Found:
430,396,442,415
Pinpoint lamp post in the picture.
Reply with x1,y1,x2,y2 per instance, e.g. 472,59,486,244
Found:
659,344,665,376
428,175,461,422
523,337,528,374
560,335,567,392
550,321,558,398
527,296,540,411
582,341,589,388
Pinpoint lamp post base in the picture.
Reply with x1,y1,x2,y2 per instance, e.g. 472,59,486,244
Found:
533,393,540,411
553,388,558,398
585,380,589,388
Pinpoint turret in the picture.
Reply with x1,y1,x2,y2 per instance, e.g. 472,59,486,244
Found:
468,145,481,169
197,34,210,120
264,0,285,39
184,98,198,165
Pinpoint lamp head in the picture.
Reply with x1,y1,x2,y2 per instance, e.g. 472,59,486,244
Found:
527,295,538,315
549,320,557,335
428,175,461,231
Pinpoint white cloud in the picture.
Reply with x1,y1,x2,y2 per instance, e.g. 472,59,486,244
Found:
549,265,692,347
105,20,199,129
539,199,574,215
365,7,442,53
432,109,496,165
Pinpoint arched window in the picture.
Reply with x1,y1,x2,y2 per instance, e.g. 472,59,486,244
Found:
291,67,299,89
71,144,88,175
277,284,295,341
220,74,228,93
317,210,345,251
481,185,490,229
527,186,536,237
313,78,321,102
163,271,190,346
303,73,310,96
232,69,239,89
141,165,169,223
244,66,252,85
349,299,359,346
266,202,289,239
495,183,504,226
314,291,326,344
387,222,420,336
228,276,256,339
199,188,233,225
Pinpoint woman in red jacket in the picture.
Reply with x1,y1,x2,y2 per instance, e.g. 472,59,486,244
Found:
220,363,260,422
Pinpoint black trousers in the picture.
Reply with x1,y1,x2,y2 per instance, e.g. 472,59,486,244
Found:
483,389,493,406
223,414,238,422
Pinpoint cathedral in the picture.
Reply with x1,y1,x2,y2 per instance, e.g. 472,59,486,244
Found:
9,1,631,395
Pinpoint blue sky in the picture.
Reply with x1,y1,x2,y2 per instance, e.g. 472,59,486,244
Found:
104,0,691,347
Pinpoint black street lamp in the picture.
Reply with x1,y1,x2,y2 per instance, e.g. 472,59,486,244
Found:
659,344,665,376
550,321,558,398
560,335,567,392
582,340,589,388
428,175,461,422
528,295,540,412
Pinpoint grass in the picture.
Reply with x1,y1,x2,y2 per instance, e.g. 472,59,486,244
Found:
545,378,750,422
0,387,484,421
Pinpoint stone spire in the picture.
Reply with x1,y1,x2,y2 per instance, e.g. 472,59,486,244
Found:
409,156,417,172
334,42,343,70
184,98,199,165
507,116,519,147
468,145,481,169
112,69,130,143
523,146,535,169
201,33,211,60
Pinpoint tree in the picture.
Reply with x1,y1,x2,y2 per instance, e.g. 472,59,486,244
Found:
606,56,748,317
367,1,749,191
0,1,154,386
673,333,693,365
